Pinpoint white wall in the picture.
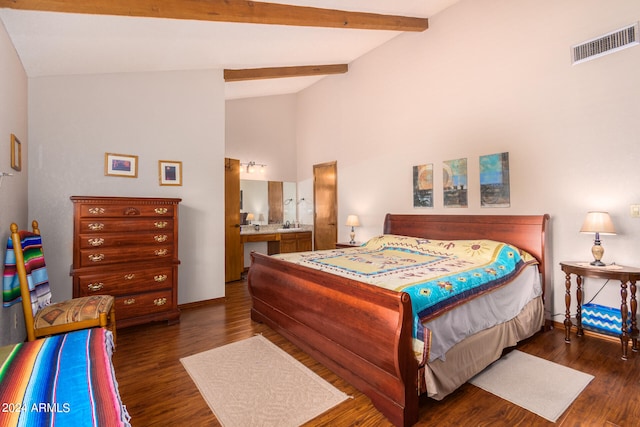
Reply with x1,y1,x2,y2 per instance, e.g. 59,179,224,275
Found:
28,70,226,306
0,18,28,345
294,0,640,321
225,94,298,183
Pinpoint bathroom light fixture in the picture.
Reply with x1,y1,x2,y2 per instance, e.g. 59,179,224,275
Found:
580,211,616,266
240,161,266,174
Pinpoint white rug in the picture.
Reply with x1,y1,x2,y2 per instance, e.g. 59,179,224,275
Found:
180,335,350,427
469,350,594,422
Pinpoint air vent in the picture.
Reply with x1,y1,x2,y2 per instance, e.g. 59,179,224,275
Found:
572,22,639,65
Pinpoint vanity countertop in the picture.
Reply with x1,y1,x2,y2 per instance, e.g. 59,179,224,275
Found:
240,225,312,235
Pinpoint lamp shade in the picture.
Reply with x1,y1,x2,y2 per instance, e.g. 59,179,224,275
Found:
246,213,255,221
346,215,360,227
580,211,616,235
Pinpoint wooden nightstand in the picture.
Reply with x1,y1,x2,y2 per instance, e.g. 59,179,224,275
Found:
335,242,362,249
560,261,640,360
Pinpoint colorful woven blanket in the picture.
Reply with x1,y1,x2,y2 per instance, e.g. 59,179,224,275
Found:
0,328,130,427
3,231,51,315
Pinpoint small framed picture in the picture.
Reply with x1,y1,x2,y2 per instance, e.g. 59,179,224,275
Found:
159,160,182,186
105,153,138,178
11,134,21,171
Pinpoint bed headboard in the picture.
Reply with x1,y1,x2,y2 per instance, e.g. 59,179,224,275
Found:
384,214,551,294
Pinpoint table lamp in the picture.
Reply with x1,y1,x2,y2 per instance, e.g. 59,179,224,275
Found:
346,214,360,244
580,211,616,266
246,213,254,225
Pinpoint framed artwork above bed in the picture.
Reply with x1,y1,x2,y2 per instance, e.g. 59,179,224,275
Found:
413,164,433,208
480,152,510,207
443,158,467,208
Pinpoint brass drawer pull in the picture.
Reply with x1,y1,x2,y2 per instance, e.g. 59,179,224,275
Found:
88,253,105,262
154,221,168,229
88,207,105,215
123,207,140,216
87,282,104,292
124,273,135,280
154,298,167,306
124,298,136,305
154,274,168,282
88,223,105,231
88,238,104,247
154,208,168,215
155,249,168,256
154,234,168,243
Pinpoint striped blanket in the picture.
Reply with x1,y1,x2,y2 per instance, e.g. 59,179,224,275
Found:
0,328,130,427
3,231,51,315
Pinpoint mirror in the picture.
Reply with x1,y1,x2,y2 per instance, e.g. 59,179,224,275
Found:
241,180,297,225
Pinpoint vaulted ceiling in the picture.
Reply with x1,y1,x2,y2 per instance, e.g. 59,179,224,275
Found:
0,0,461,99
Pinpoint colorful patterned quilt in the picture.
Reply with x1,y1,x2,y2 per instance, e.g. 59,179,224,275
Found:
0,328,130,427
274,234,538,362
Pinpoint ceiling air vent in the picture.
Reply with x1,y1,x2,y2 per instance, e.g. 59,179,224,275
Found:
572,22,639,65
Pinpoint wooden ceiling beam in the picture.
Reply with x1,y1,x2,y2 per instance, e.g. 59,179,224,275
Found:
0,0,429,32
224,64,348,82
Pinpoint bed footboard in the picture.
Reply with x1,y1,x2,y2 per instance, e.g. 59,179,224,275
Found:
248,252,419,427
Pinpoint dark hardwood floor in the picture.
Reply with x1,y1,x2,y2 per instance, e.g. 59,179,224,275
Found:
113,280,640,426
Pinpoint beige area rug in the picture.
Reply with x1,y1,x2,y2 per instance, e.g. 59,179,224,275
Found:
469,350,594,422
180,335,350,427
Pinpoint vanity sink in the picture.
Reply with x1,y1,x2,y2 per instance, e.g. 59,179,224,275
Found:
277,228,303,232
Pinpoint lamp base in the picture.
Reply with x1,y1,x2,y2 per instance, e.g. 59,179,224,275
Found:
591,241,605,267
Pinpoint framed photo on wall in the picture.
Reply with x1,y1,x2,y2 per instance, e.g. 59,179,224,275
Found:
11,134,21,171
159,160,182,186
105,153,138,177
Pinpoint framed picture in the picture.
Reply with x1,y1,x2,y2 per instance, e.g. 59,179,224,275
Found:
159,160,182,186
443,158,468,208
480,152,510,207
11,134,21,171
412,164,433,208
105,153,138,178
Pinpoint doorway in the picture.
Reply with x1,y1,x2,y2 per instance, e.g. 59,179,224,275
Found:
313,161,338,250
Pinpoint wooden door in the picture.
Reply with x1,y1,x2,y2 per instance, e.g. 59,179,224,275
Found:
224,158,243,282
313,161,338,250
268,181,283,224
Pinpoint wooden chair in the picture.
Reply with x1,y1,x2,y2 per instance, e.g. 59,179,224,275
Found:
5,221,116,342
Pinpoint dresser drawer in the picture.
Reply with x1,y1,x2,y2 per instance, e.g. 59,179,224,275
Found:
79,245,174,268
78,218,174,233
77,232,174,249
116,289,174,320
75,266,174,296
79,204,176,218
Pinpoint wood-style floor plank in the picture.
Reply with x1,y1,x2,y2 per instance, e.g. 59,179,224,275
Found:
112,280,640,426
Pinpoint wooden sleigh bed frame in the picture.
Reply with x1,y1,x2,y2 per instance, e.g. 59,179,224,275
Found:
248,214,550,426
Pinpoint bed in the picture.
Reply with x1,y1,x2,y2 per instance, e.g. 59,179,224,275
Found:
0,328,130,426
248,214,550,427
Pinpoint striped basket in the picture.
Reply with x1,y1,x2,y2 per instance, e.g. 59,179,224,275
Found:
581,303,630,334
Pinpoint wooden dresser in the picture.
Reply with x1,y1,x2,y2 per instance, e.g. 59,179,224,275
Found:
70,196,181,328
